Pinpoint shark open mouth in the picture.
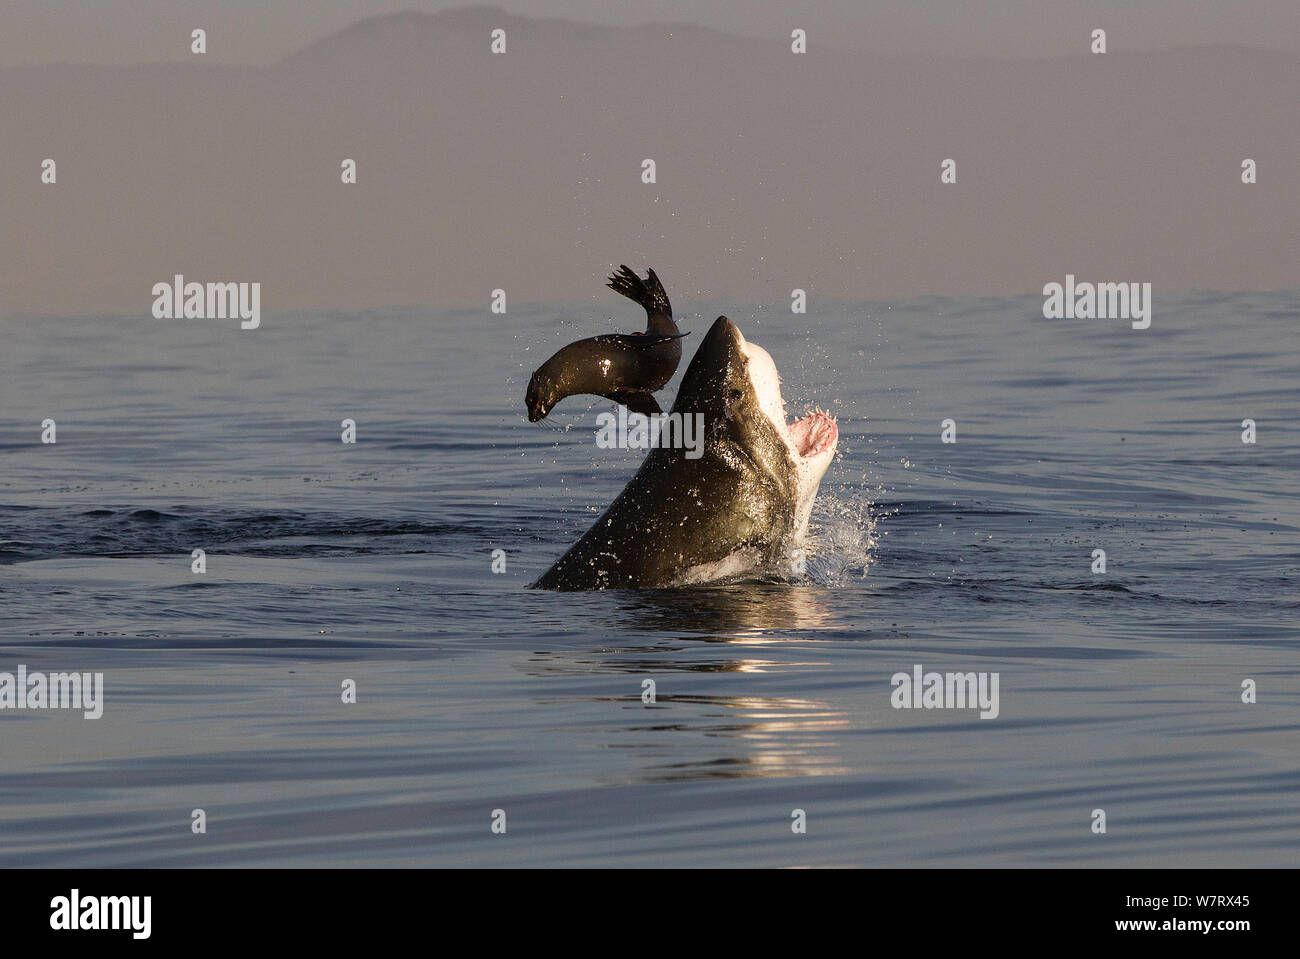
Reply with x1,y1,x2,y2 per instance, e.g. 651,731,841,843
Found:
788,410,837,460
734,327,838,563
737,331,838,469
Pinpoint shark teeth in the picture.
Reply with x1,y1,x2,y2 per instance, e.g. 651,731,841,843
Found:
788,409,837,459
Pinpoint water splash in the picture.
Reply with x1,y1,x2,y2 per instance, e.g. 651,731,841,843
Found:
802,476,887,587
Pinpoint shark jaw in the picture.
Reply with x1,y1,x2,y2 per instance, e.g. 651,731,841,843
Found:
736,328,838,549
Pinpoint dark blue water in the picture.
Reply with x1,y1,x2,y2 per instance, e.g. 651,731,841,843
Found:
1,290,1297,865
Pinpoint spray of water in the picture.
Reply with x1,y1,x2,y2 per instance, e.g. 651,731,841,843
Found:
801,469,886,585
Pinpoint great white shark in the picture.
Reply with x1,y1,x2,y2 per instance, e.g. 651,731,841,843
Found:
532,316,838,589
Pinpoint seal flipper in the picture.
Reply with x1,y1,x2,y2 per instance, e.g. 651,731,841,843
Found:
609,391,663,416
607,265,677,337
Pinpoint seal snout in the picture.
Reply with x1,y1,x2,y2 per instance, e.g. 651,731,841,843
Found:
525,371,554,422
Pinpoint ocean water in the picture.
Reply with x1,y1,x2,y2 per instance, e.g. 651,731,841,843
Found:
1,290,1297,867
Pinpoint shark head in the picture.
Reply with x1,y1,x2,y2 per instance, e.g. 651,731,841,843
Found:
672,315,838,564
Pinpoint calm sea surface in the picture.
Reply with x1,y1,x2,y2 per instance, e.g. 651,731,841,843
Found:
1,290,1297,866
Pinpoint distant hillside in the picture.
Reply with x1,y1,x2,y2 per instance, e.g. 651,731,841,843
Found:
2,6,1296,315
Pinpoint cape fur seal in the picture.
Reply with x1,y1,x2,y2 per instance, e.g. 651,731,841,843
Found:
525,266,688,420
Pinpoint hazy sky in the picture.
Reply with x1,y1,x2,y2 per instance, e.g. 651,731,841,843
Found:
5,6,1294,314
3,0,1298,65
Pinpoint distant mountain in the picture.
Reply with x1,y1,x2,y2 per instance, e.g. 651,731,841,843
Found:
2,7,1296,315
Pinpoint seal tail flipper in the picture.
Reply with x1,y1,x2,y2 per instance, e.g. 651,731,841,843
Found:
609,390,663,417
607,265,673,321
